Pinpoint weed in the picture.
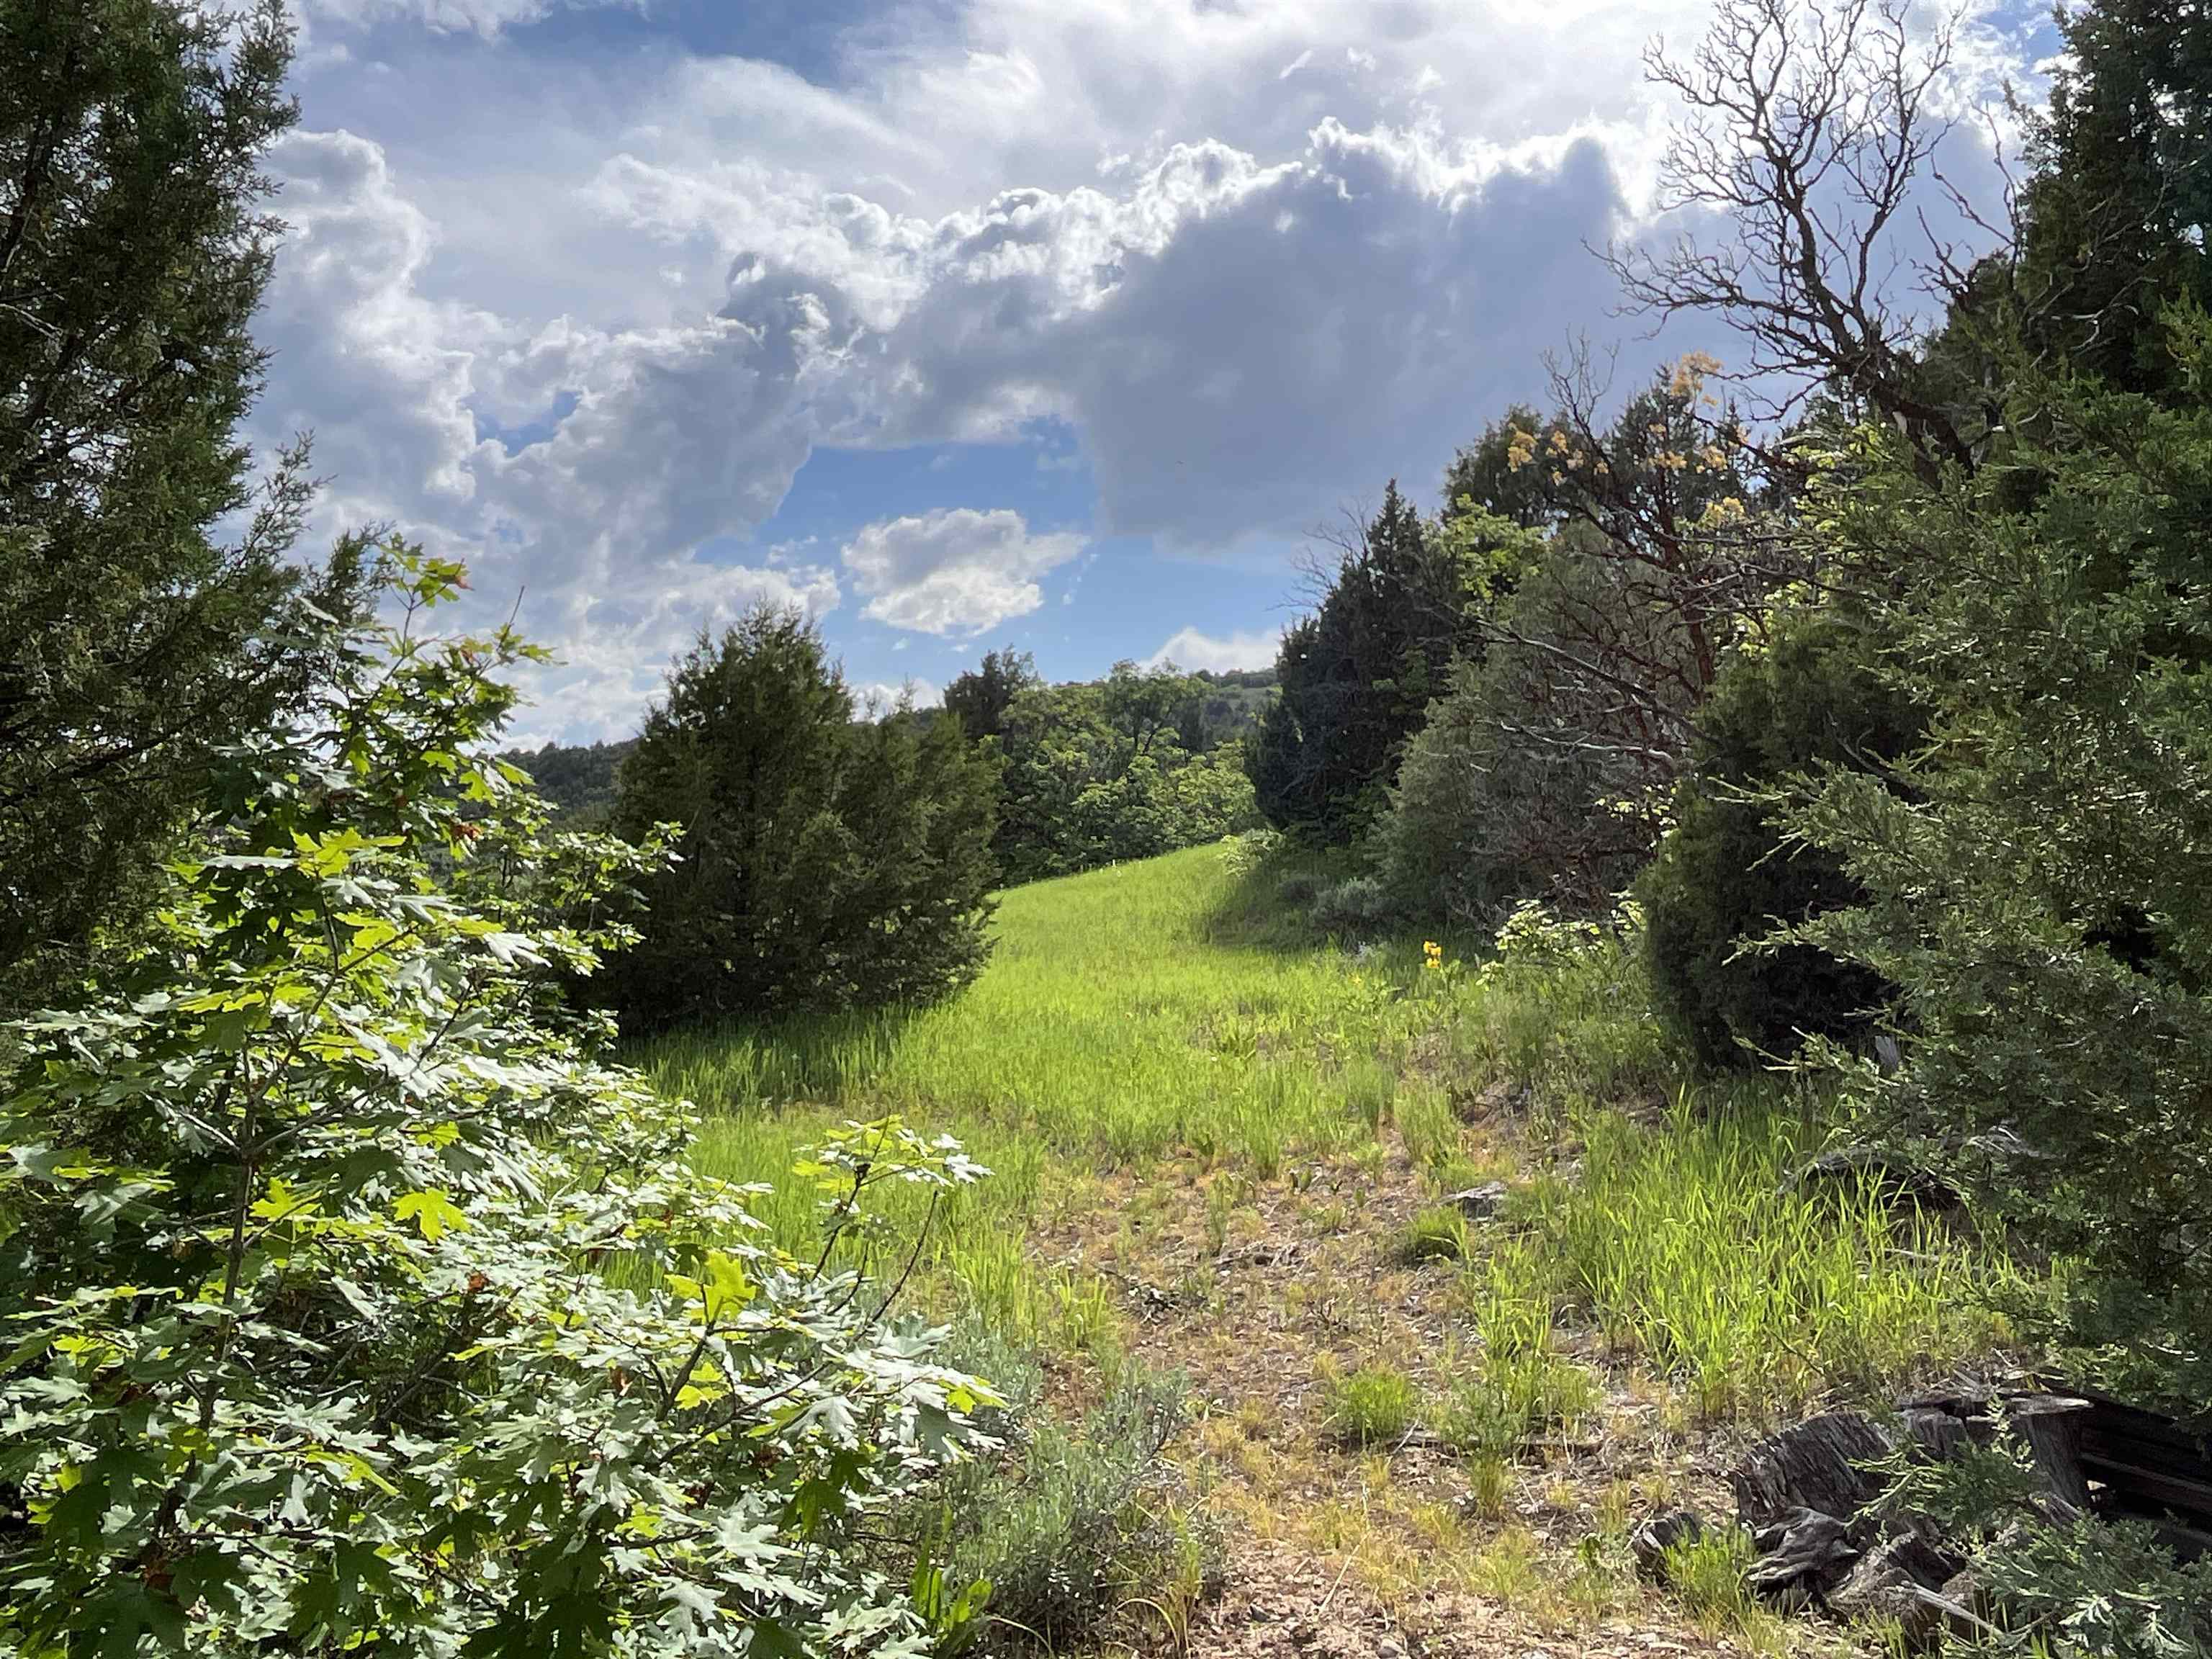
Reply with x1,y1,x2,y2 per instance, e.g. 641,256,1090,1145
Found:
1398,1205,1472,1263
935,1364,1218,1654
1321,1363,1419,1447
1395,1084,1462,1175
1202,1174,1249,1257
1465,1454,1511,1520
1340,1056,1397,1132
1659,1525,1786,1647
1052,1272,1124,1367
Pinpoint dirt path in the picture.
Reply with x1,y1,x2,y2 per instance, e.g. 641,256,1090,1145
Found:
1025,1137,1872,1659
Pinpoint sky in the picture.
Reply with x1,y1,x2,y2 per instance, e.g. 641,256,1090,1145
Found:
251,0,2054,742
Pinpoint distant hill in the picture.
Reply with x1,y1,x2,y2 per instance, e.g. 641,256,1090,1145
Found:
505,666,1277,824
500,738,634,825
1186,667,1277,746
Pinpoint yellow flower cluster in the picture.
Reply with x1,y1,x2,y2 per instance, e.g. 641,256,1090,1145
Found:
1422,940,1445,971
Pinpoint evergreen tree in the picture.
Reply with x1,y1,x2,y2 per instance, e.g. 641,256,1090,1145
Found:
2015,0,2212,398
607,608,999,1030
943,647,1038,741
0,0,336,1002
1777,317,2212,1404
1249,482,1470,843
1639,609,1920,1066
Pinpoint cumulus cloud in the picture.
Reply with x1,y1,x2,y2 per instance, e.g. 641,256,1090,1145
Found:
851,678,945,716
248,0,2033,740
842,508,1084,635
1148,626,1281,674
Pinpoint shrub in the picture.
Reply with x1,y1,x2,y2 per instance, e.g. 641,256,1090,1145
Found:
1380,540,1682,925
0,553,997,1657
935,1365,1215,1652
1638,608,1920,1067
607,606,1000,1030
1777,323,2212,1406
1883,1437,2212,1656
1308,875,1391,938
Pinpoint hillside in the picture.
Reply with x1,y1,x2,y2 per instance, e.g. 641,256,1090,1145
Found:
506,663,1276,829
636,842,1996,1658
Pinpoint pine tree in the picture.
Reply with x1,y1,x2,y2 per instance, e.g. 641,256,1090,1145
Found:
2016,0,2212,397
0,0,336,1002
606,608,999,1030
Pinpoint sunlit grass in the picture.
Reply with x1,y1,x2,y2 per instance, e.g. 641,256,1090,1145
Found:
638,845,1431,1262
638,842,2011,1421
1516,1096,2013,1418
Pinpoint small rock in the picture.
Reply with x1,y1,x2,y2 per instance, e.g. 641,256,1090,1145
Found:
1629,1508,1704,1578
1444,1180,1509,1220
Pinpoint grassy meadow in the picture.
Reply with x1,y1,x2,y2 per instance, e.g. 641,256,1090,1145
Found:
635,841,2011,1653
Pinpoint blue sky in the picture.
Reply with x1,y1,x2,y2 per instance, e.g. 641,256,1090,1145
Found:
251,0,2051,740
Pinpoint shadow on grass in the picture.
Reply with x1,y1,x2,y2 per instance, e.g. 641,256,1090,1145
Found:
624,1002,922,1115
1197,842,1362,953
1200,844,1493,963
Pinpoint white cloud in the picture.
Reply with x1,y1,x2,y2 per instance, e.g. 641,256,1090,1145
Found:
290,0,639,39
248,0,2033,741
851,678,945,716
842,508,1084,635
1148,626,1282,675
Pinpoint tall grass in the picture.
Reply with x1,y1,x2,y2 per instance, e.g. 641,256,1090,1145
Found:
639,848,1433,1236
1517,1096,2008,1417
642,846,2011,1421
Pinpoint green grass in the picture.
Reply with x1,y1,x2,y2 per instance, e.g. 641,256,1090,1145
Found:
637,845,1437,1270
1517,1096,2010,1418
637,843,2013,1420
1320,1363,1421,1447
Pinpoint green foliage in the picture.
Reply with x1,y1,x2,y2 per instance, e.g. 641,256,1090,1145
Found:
1882,1439,2212,1656
943,649,1040,742
1382,364,1775,925
1321,1364,1419,1447
0,553,997,1656
986,665,1258,884
1250,480,1480,843
0,0,357,1004
1521,1100,2000,1417
641,845,1452,1271
1380,541,1661,922
1658,1526,1775,1643
1305,873,1391,940
500,737,635,826
608,606,999,1031
2014,0,2212,401
1639,608,1921,1066
1429,1311,1599,1459
1774,317,2212,1405
933,1364,1213,1653
1398,1205,1471,1262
